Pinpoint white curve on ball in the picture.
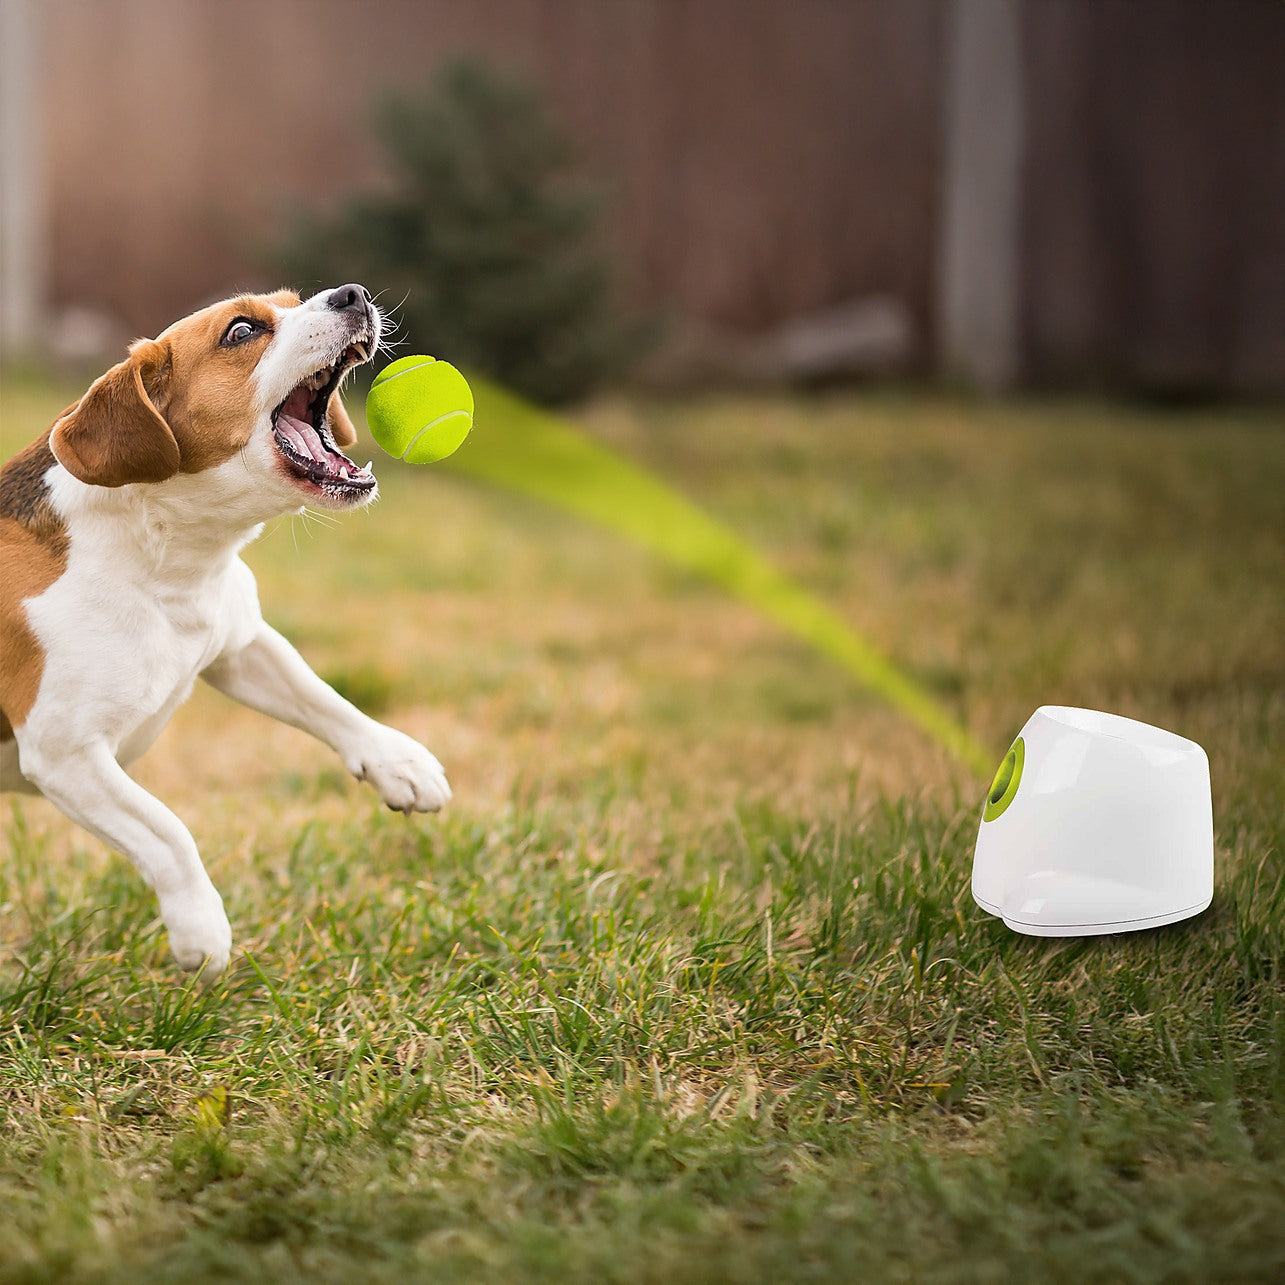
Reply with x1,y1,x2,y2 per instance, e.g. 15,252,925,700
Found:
400,409,473,461
374,357,438,386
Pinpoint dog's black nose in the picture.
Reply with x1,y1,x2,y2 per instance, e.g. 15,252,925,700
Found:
325,283,371,313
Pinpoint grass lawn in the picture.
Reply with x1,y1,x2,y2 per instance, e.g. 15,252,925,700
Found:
1,374,1282,1281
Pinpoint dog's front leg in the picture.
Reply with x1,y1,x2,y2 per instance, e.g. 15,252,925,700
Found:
202,624,451,814
16,739,231,976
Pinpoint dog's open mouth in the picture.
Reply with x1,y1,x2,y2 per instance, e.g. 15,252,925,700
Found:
271,341,375,500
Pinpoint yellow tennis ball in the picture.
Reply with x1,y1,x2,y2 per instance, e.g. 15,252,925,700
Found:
365,355,475,463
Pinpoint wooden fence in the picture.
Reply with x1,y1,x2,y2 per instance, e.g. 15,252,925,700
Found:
25,0,1285,393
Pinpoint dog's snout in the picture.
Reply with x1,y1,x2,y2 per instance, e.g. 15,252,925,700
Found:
326,283,371,314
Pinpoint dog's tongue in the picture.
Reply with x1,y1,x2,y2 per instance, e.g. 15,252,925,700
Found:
273,381,374,490
276,386,330,463
276,415,330,464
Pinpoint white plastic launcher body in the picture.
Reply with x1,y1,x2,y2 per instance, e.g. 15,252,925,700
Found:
972,706,1214,937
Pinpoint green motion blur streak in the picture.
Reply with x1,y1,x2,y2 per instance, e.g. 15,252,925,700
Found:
443,377,993,776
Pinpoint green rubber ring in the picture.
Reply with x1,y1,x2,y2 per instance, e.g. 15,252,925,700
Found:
982,736,1024,822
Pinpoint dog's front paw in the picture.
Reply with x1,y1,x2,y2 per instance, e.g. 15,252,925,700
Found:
161,881,232,981
348,728,451,814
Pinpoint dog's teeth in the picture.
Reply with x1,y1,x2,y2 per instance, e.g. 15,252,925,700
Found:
363,460,373,473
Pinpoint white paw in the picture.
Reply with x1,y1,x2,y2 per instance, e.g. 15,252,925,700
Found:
347,727,452,814
161,881,232,980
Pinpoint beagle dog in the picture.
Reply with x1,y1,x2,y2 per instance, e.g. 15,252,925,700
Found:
0,285,450,978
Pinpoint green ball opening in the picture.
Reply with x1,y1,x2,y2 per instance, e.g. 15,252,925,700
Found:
988,753,1015,805
982,736,1024,822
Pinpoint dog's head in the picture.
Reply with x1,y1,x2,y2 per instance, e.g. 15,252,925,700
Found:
50,285,382,513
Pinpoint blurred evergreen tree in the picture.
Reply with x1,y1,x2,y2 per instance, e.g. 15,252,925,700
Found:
277,61,639,404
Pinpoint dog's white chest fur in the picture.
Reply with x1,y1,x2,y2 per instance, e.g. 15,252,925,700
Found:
21,467,264,766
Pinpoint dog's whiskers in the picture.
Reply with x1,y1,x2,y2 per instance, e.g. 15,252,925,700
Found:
370,291,411,361
301,505,340,530
372,287,411,315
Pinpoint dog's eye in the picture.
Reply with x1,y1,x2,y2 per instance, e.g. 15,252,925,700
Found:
221,318,262,347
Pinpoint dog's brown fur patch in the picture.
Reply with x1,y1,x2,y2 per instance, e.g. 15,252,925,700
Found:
0,434,69,740
157,291,301,473
51,350,182,487
51,290,311,488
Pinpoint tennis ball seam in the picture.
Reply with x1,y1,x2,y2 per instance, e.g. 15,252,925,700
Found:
372,357,438,388
400,409,473,461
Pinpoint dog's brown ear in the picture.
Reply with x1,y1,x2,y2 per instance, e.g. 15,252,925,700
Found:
327,390,358,449
51,340,180,487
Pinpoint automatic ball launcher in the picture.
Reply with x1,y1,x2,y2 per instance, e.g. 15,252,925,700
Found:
971,706,1214,937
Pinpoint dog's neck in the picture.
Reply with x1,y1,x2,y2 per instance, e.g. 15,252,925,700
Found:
47,457,281,586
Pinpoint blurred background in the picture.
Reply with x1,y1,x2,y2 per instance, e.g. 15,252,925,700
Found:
1,0,1282,814
4,0,1284,396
